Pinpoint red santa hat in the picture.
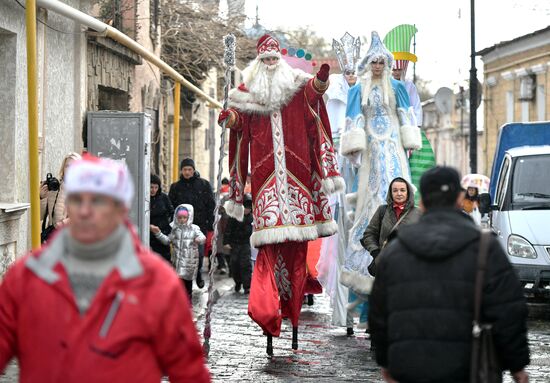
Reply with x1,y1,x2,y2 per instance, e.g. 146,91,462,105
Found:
64,153,134,208
256,34,281,60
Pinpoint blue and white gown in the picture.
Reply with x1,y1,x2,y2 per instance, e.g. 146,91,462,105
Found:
339,77,414,295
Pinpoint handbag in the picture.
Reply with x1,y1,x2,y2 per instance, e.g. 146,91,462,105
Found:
470,229,502,383
41,191,60,244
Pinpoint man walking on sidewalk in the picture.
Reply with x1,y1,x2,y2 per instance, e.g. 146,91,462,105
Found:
169,158,216,289
369,166,529,383
0,154,210,383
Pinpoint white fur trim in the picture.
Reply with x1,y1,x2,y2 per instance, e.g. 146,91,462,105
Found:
250,225,318,248
228,71,311,114
400,124,422,150
345,192,358,207
339,128,366,156
340,269,374,295
224,200,244,221
316,220,338,237
321,176,345,195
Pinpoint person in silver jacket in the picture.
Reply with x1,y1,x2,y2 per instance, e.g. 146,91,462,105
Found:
151,204,205,304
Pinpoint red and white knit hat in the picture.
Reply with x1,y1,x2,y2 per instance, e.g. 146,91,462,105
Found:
256,34,281,59
64,153,135,208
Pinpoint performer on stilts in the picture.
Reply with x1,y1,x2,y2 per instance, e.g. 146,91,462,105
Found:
218,34,344,355
384,24,436,205
339,31,421,299
316,32,366,333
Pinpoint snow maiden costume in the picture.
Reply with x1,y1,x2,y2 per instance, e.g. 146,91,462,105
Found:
339,31,421,295
220,34,344,352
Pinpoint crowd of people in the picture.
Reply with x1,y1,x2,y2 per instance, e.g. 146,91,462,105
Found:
0,28,531,383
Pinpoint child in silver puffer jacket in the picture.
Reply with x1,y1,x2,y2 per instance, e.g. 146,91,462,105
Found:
151,204,205,304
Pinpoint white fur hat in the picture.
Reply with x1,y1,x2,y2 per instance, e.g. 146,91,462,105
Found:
64,154,134,208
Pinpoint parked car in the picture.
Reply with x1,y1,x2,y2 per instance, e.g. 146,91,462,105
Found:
480,121,550,298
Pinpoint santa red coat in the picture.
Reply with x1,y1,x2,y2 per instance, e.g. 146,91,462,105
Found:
224,70,344,247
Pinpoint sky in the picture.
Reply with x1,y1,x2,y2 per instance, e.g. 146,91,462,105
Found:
234,0,550,94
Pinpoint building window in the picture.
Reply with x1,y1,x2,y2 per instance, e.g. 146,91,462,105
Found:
506,91,514,123
537,85,545,121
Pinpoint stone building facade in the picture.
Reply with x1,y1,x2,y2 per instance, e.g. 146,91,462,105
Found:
0,0,88,272
479,26,550,173
0,0,165,268
175,67,227,187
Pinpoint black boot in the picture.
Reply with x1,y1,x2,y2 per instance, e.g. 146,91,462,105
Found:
307,294,314,306
347,327,354,337
292,326,298,350
266,334,273,356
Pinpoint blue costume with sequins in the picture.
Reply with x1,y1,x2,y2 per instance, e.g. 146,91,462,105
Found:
339,77,413,295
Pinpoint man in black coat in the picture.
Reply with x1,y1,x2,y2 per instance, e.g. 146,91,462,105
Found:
369,166,529,383
168,158,215,288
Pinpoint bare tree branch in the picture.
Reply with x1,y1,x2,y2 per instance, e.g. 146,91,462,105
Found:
160,0,256,86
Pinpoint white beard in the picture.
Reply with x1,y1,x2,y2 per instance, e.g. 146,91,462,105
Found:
242,59,300,111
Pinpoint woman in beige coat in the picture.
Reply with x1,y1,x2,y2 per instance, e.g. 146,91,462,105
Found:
40,152,81,233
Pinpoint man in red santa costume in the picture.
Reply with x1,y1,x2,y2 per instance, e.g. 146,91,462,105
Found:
218,34,344,354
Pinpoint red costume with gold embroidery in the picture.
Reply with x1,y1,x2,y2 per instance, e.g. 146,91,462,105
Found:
221,35,344,337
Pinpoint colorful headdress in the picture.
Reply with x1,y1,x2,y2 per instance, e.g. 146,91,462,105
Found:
383,24,418,76
357,31,394,75
332,32,361,73
256,34,281,59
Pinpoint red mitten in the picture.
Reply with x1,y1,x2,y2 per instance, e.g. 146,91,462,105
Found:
218,109,231,126
316,64,330,82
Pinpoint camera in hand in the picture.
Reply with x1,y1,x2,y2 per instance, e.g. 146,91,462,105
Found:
45,173,60,191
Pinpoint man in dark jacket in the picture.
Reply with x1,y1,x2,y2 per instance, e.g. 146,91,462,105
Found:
369,166,529,383
169,158,216,288
149,174,174,262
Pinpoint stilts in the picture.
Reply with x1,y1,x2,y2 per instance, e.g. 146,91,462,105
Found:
291,326,298,350
266,334,273,356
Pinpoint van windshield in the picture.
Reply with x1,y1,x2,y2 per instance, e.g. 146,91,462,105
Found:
511,154,550,209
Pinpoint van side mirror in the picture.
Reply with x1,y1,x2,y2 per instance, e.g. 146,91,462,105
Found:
479,193,492,214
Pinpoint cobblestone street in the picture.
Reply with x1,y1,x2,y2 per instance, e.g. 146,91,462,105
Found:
2,273,550,382
205,285,381,382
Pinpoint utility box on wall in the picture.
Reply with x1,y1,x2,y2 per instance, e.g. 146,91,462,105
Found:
87,112,151,244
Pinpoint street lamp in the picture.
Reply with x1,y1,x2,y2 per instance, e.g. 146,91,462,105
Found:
469,0,478,173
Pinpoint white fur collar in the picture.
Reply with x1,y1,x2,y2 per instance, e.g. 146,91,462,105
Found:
228,70,312,114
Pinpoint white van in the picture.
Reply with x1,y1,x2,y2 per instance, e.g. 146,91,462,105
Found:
482,146,550,298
